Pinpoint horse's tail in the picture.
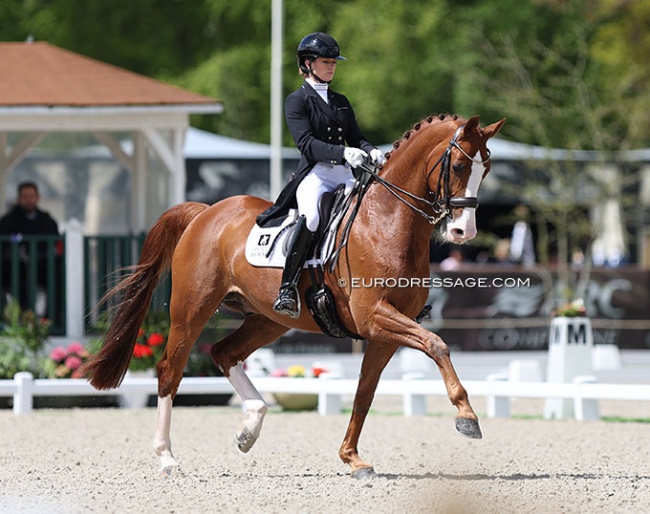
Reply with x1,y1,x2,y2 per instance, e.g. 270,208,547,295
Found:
84,202,208,390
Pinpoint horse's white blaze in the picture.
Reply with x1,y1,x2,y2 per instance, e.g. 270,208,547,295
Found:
445,152,484,243
227,362,267,445
153,394,179,469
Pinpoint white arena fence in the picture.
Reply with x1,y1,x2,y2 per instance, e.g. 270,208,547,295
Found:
1,372,649,420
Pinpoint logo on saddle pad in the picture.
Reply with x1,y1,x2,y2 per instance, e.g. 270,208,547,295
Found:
246,210,326,268
258,234,271,246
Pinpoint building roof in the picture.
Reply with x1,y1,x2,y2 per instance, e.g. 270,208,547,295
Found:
69,127,300,160
0,41,219,108
183,128,300,159
488,138,650,163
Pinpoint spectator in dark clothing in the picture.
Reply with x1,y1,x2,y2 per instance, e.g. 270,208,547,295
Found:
0,181,60,311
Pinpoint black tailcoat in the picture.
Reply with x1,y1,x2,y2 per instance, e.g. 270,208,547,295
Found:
256,81,374,226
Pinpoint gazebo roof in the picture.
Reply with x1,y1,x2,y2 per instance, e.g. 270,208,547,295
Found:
0,41,218,109
0,41,222,234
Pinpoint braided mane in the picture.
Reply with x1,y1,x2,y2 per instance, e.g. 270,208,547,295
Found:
385,113,460,161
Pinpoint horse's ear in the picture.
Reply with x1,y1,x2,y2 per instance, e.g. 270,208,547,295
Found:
463,115,481,136
482,118,506,140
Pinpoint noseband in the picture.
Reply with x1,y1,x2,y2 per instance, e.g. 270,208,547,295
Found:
359,124,491,225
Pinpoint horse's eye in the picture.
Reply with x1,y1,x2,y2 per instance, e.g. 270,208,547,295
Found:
452,163,464,175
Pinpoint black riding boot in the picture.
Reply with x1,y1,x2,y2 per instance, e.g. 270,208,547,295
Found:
273,216,313,318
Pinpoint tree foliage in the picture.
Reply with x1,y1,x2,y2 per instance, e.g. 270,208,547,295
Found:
1,0,649,149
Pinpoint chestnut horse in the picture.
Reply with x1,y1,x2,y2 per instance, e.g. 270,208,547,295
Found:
85,114,505,478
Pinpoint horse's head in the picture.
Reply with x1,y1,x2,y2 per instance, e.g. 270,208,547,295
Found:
367,114,505,247
428,115,506,244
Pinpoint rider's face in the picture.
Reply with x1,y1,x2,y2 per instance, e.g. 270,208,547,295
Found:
308,57,338,82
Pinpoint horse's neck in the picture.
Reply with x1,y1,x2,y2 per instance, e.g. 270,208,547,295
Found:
348,123,454,272
362,142,436,237
351,161,436,271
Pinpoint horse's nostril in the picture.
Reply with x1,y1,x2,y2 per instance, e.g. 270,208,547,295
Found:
452,228,465,237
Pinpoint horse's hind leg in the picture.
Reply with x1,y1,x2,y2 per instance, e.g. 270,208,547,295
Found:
153,298,219,473
210,315,289,453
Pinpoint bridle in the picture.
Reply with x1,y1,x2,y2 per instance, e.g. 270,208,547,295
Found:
329,123,491,271
359,124,491,225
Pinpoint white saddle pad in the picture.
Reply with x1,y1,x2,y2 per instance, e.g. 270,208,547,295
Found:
246,182,359,269
245,210,323,268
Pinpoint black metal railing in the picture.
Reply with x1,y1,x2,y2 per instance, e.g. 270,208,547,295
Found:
1,233,172,336
83,234,171,331
0,235,66,334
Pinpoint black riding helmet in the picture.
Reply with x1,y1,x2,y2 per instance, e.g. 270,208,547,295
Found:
297,32,346,75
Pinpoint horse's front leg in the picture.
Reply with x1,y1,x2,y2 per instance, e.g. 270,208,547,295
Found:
364,301,481,438
339,342,397,478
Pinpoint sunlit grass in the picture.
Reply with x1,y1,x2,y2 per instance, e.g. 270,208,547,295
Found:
601,416,650,424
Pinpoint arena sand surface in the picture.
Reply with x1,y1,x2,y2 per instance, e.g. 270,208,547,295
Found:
0,404,649,514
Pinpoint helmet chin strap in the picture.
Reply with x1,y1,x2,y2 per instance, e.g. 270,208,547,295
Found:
309,65,331,84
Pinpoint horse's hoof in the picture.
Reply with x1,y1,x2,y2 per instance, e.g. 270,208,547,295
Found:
351,467,376,479
160,464,181,478
236,427,257,453
454,417,483,439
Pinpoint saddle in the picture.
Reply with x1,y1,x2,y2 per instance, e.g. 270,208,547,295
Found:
245,181,364,338
245,183,352,269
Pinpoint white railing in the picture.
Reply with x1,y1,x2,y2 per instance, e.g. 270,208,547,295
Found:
1,372,649,419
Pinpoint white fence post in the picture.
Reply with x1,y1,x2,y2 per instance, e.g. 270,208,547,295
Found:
402,373,427,417
14,372,34,415
486,373,510,418
573,375,600,421
317,374,342,415
65,219,85,340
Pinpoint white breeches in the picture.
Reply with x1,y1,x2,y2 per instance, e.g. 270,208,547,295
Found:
296,163,356,232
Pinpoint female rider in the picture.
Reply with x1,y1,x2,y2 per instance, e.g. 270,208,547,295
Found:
257,32,386,318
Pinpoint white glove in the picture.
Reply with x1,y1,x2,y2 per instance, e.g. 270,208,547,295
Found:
370,148,386,166
343,147,368,168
